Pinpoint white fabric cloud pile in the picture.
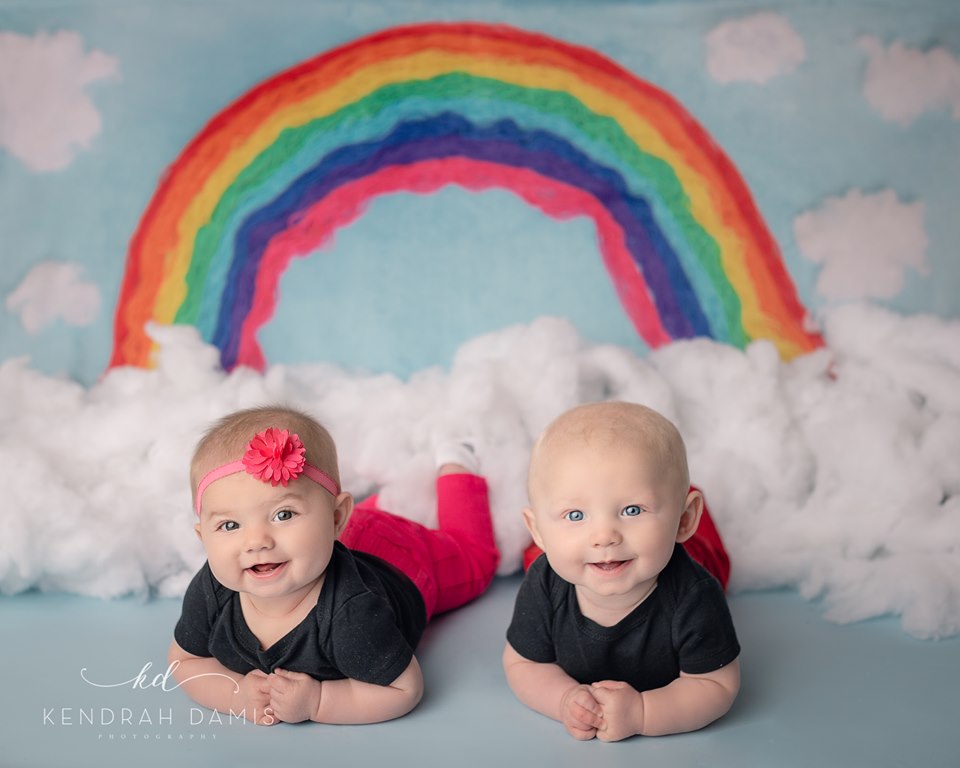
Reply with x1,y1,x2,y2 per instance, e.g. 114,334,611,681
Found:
1,303,958,639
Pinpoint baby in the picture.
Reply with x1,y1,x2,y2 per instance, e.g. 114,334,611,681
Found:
169,405,499,725
503,401,740,741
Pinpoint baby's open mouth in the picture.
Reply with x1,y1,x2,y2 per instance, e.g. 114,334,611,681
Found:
591,560,629,572
248,562,285,575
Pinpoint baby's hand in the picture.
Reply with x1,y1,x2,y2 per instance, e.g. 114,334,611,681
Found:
268,668,323,723
559,683,603,740
233,669,276,725
591,680,643,742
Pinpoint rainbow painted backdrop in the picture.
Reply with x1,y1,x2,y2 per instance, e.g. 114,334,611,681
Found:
111,22,822,371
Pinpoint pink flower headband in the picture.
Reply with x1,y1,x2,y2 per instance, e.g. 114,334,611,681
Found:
195,427,340,515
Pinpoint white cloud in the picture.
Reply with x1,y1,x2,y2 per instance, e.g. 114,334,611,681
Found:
0,30,119,172
793,189,928,301
5,261,101,333
3,309,960,638
859,36,960,126
705,12,805,84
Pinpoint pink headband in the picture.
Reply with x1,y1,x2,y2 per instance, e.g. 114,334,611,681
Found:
195,427,340,515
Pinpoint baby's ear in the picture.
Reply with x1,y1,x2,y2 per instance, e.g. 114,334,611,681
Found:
522,506,545,549
675,489,704,543
194,522,202,541
333,492,354,537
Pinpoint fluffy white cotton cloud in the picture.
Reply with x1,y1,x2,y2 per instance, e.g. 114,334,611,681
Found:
5,261,101,332
0,30,118,172
859,36,960,126
3,308,960,639
705,12,805,84
793,189,928,300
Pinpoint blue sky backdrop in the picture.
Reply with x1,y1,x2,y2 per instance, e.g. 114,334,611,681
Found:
1,0,957,384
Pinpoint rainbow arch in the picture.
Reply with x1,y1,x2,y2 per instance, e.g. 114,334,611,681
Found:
111,21,822,371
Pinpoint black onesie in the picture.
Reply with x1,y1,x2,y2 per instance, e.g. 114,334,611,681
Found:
175,541,427,686
507,544,740,692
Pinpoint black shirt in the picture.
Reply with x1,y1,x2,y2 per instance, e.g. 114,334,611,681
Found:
174,541,427,686
507,544,740,692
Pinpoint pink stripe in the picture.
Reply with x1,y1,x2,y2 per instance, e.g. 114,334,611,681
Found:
195,461,245,515
301,464,342,498
235,157,670,369
194,461,340,515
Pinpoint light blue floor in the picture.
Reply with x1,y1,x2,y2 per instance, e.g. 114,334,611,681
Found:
2,576,958,768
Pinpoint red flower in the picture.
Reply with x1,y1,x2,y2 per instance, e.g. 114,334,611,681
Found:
242,428,306,486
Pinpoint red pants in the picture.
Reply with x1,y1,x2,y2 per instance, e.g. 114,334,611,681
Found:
521,485,731,590
341,473,500,620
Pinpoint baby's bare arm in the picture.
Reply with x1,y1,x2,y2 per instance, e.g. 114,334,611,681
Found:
309,656,424,724
502,642,603,739
167,640,275,724
593,657,741,739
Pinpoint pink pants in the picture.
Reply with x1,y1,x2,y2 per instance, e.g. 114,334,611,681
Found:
340,473,500,620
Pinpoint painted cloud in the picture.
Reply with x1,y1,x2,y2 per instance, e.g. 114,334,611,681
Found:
5,261,101,332
705,12,805,84
793,189,928,301
0,30,118,172
859,36,960,126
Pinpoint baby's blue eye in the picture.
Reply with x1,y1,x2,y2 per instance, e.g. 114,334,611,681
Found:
565,510,585,522
274,509,294,522
622,505,643,517
219,520,239,532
